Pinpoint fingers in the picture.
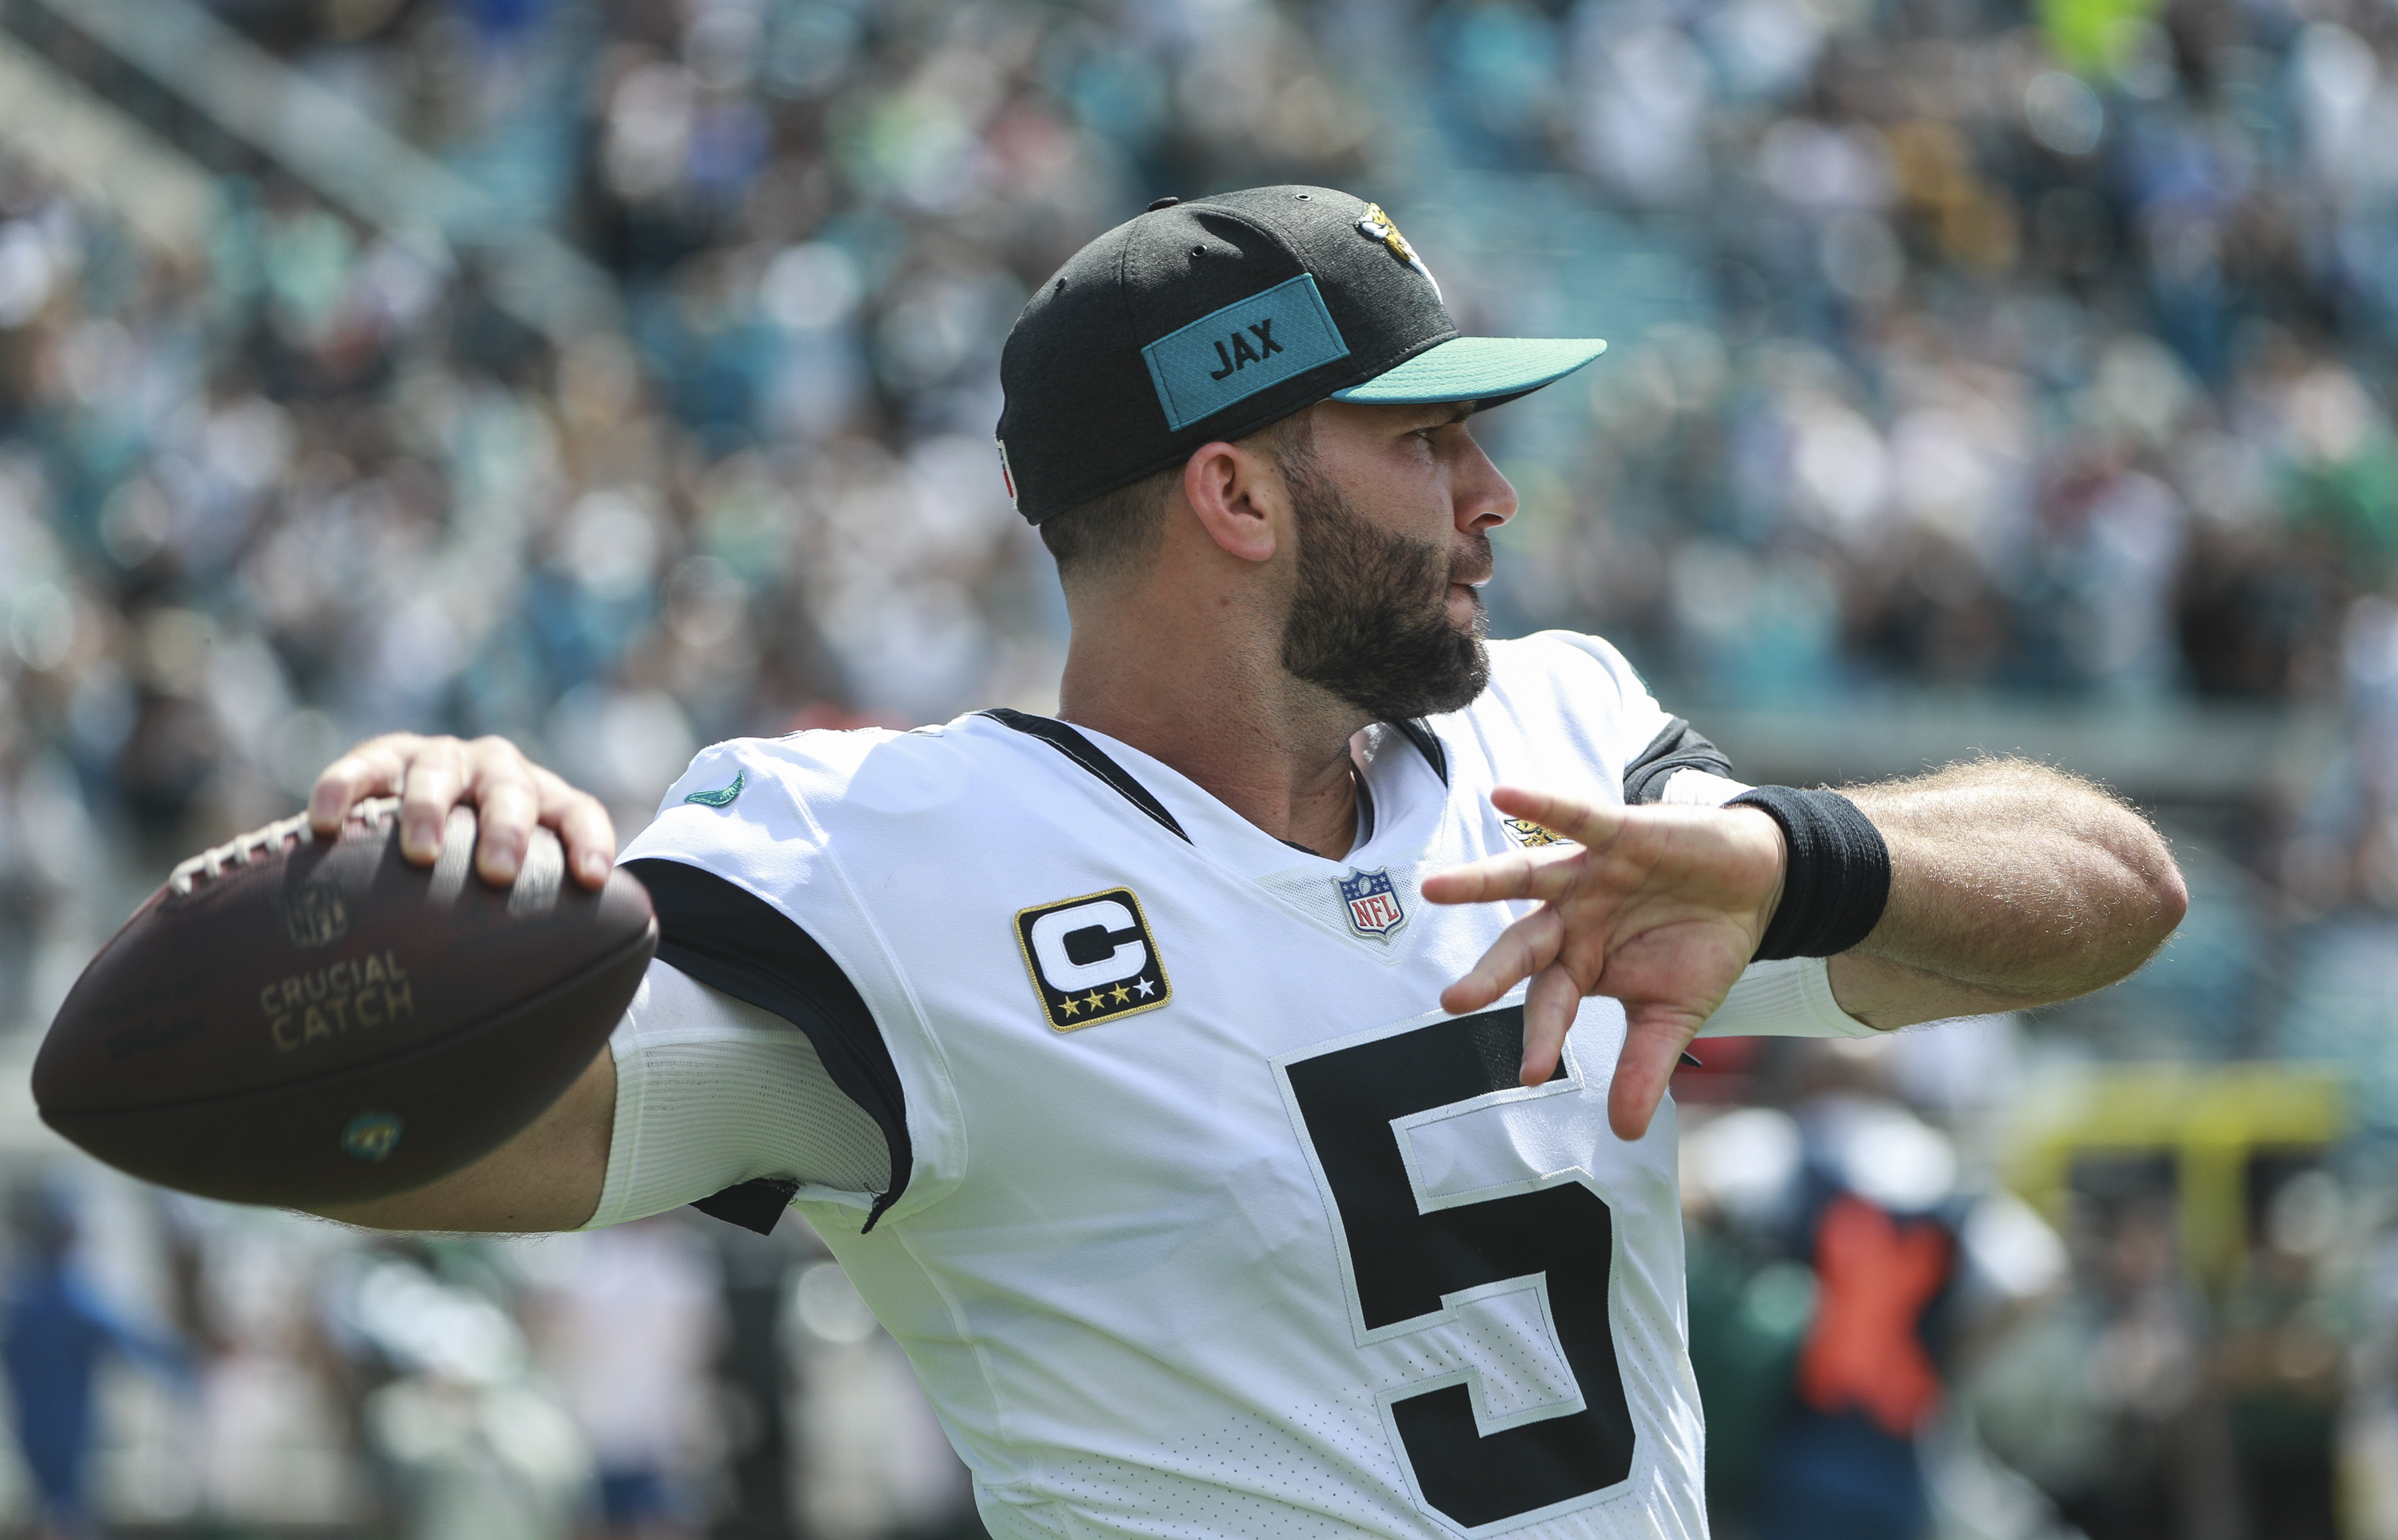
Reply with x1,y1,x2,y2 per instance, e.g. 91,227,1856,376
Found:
1488,786,1618,846
396,738,472,866
1420,848,1583,906
306,733,615,889
535,765,619,889
468,743,541,885
1607,1006,1705,1142
1420,788,1620,907
467,740,616,889
309,734,416,835
1517,962,1582,1086
1440,905,1564,1017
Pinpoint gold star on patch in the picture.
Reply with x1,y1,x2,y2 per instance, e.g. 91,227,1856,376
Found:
1015,887,1173,1032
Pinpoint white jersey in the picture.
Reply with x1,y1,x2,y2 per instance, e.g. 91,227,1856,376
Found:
613,631,1866,1540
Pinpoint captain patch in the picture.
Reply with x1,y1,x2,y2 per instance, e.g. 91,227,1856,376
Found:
1017,889,1171,1031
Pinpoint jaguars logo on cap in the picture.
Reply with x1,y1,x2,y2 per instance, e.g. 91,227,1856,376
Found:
1356,201,1441,302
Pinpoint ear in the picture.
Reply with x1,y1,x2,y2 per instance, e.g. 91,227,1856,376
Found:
1180,440,1286,564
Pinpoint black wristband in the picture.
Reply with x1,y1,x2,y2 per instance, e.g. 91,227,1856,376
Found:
1724,786,1890,961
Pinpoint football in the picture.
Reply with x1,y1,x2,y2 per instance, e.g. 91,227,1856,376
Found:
32,798,655,1208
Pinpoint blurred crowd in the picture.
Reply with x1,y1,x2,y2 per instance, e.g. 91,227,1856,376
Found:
0,1172,982,1538
1674,1029,2398,1540
0,0,2396,899
4,0,2398,1535
7,1029,2398,1540
1492,0,2398,713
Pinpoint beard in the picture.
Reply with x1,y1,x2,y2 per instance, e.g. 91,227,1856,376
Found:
1277,451,1493,722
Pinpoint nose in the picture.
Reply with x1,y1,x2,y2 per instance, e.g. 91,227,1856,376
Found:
1452,424,1517,534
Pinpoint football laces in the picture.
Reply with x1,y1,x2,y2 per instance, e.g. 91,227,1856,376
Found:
168,798,398,894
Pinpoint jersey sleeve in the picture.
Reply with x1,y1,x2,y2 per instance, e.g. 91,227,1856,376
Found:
1697,957,1879,1039
1504,631,1750,806
583,959,896,1232
608,732,961,1232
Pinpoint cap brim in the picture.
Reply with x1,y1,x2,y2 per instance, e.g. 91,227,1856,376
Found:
1328,336,1608,407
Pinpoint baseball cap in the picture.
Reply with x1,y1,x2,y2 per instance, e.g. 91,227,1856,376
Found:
994,185,1607,524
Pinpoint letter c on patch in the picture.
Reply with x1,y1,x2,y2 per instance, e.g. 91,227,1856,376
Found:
1028,900,1148,991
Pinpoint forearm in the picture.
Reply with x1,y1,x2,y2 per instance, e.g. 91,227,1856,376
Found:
1829,758,2187,1027
309,1045,614,1233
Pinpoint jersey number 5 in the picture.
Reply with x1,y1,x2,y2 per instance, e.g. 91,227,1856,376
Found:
1280,1007,1636,1531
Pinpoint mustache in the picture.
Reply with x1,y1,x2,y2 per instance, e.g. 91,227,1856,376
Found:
1447,532,1493,589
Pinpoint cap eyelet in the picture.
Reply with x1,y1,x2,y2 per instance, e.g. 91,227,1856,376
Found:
1189,245,1205,257
1296,193,1311,200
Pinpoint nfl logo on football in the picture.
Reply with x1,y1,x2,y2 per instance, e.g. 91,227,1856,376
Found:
1336,868,1407,939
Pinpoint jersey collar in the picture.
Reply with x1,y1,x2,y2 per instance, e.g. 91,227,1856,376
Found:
973,709,1450,878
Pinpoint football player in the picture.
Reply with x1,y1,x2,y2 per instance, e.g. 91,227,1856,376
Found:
301,189,2185,1539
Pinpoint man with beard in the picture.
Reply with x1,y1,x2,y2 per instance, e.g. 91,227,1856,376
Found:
298,189,2185,1538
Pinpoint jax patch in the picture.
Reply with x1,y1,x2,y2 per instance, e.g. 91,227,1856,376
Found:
1141,275,1350,431
1016,888,1171,1031
1336,867,1407,939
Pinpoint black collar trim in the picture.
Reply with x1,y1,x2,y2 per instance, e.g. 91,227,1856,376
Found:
980,708,1193,844
978,709,1448,847
1393,718,1448,784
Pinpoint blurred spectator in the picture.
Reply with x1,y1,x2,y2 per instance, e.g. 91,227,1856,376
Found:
2212,1170,2358,1540
1683,1040,2071,1540
1970,1181,2238,1540
526,1217,726,1540
0,1185,185,1540
337,1245,593,1540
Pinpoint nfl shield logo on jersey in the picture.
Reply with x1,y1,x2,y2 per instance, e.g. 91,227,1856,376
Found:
1335,868,1407,939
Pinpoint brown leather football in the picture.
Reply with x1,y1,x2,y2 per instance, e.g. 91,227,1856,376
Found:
33,798,655,1207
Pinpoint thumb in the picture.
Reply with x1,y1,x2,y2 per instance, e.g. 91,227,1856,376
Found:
1607,1005,1706,1143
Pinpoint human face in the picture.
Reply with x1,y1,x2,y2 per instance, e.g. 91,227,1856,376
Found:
1277,402,1520,721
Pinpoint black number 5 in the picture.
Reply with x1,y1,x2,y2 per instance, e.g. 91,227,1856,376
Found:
1279,1007,1635,1530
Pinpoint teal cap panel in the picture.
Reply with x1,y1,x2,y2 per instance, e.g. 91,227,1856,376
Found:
1329,335,1608,405
1141,275,1352,432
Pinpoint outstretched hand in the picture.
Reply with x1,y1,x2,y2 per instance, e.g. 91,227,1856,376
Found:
1420,787,1787,1141
308,733,617,891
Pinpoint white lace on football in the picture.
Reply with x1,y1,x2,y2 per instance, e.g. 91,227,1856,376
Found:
166,797,398,894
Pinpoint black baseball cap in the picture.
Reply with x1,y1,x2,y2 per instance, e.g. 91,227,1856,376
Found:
994,185,1608,524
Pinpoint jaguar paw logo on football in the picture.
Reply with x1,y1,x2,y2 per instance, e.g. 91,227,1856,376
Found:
340,1110,404,1163
1015,889,1170,1032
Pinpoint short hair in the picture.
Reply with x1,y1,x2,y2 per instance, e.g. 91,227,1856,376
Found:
1040,410,1318,584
